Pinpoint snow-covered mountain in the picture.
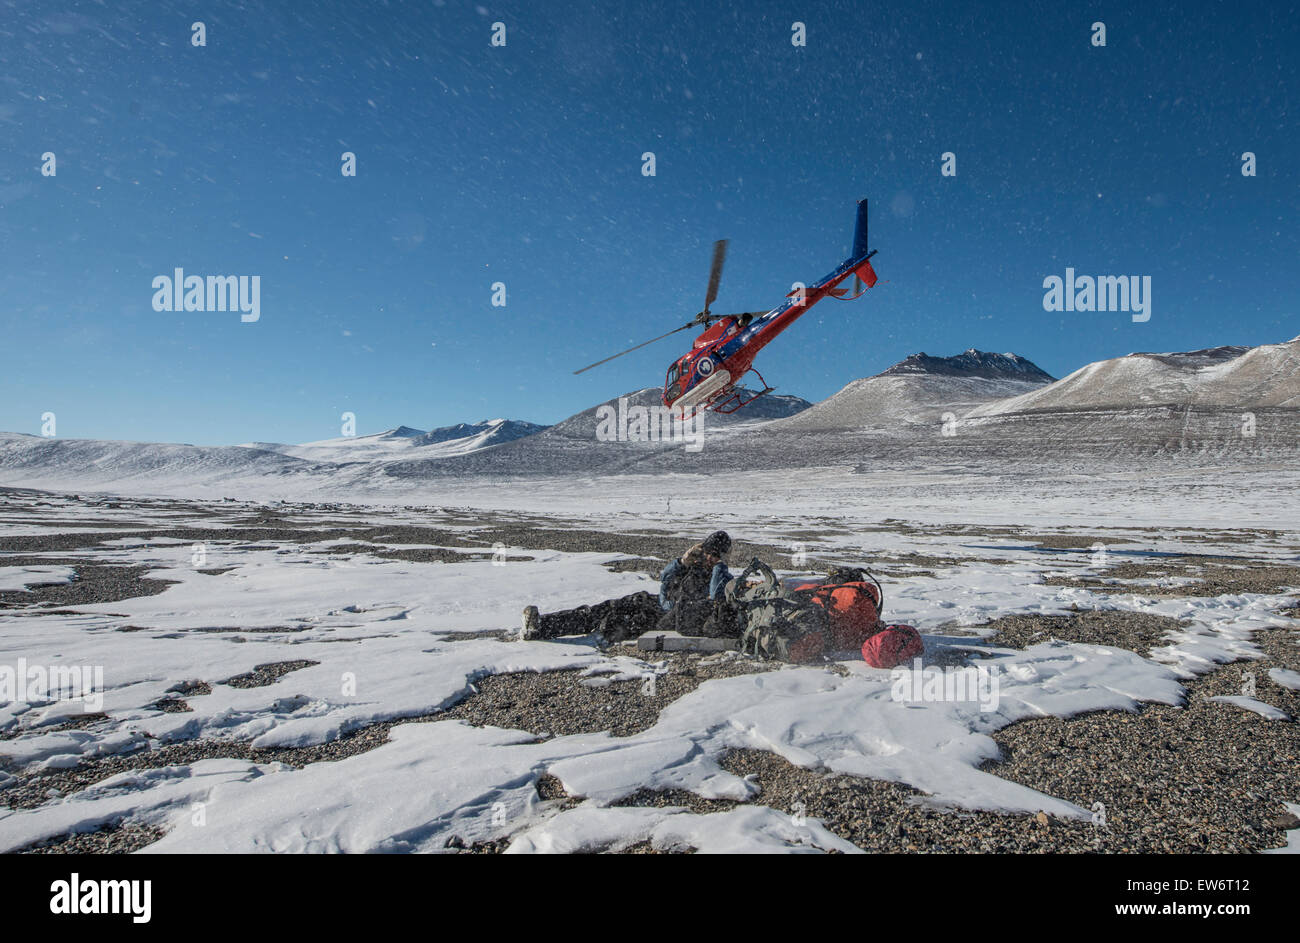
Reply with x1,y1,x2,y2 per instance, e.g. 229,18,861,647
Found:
247,426,428,463
247,419,549,463
412,419,549,453
0,432,327,494
544,387,810,440
968,336,1300,416
3,337,1297,496
775,349,1055,433
377,387,813,479
881,349,1054,382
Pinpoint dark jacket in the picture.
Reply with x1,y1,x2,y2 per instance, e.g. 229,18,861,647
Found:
656,556,735,636
658,559,732,611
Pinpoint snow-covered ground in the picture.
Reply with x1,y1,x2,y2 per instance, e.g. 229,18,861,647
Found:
0,471,1296,853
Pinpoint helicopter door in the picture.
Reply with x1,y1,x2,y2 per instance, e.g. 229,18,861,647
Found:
664,362,685,402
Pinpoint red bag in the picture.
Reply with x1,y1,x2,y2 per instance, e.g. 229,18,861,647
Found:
861,624,923,669
792,580,882,652
784,630,826,665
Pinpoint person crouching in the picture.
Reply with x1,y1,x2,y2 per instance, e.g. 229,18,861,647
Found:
655,530,734,636
520,530,735,643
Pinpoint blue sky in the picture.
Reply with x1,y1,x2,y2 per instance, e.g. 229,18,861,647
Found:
2,0,1296,445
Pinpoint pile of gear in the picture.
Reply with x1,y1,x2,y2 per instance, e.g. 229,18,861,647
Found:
521,530,923,668
725,558,921,667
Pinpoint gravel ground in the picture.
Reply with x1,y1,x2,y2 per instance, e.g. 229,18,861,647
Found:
12,626,1299,854
463,642,1300,854
19,823,167,854
977,613,1300,853
0,713,108,743
439,652,780,738
1043,560,1300,597
976,608,1188,659
0,705,448,817
0,564,176,609
0,497,883,584
1023,529,1289,549
221,660,320,689
453,746,1108,854
455,606,1300,853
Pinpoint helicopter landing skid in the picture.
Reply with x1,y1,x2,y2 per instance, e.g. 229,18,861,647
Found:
707,367,775,415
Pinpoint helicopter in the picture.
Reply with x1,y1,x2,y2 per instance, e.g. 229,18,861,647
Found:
575,199,879,416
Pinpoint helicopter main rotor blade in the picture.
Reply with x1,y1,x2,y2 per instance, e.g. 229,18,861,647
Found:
572,322,696,375
703,238,728,315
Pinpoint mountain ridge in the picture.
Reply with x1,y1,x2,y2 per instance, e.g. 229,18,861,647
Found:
879,349,1055,382
970,335,1300,417
773,347,1056,433
4,336,1296,492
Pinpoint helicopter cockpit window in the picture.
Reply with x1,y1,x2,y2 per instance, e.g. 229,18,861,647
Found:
667,363,680,385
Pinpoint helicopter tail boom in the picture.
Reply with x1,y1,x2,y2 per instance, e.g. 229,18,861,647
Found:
851,198,870,261
745,200,878,346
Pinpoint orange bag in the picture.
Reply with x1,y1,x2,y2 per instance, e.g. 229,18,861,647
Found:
792,577,882,652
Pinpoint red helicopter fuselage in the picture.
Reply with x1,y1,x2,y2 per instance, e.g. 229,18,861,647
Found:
663,200,878,416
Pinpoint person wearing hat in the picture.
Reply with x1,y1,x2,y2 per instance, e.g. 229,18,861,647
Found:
656,530,733,612
521,531,735,642
654,530,736,637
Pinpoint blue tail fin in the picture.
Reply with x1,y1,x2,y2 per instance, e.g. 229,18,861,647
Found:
851,199,869,260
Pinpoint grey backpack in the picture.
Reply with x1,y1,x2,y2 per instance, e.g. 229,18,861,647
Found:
727,558,828,663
